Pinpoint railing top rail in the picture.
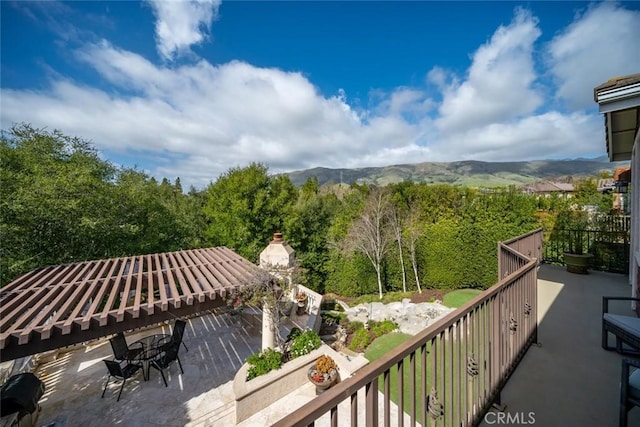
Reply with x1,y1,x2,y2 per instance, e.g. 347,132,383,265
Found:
501,228,543,246
272,257,538,427
499,242,531,262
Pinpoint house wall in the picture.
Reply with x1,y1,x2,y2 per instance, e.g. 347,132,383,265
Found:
631,134,639,313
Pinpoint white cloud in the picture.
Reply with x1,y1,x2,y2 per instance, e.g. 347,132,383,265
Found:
146,0,221,61
435,8,543,134
1,42,424,188
547,2,640,109
3,5,634,189
432,112,603,162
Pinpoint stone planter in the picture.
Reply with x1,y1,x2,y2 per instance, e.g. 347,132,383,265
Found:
307,367,338,394
563,252,593,274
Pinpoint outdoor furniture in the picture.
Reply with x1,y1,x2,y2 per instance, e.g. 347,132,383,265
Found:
0,373,45,426
130,333,172,380
101,359,143,402
109,332,144,363
602,297,640,354
620,358,640,426
170,319,189,352
148,341,184,387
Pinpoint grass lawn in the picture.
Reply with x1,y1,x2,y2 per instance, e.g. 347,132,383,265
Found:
365,332,421,415
365,325,490,422
442,289,482,308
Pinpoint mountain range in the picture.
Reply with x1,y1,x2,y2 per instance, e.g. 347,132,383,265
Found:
286,157,627,188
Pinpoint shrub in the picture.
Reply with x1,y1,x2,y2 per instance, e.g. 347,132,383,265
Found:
370,320,397,336
290,329,322,358
322,312,346,325
246,348,283,380
348,328,372,352
346,321,364,334
286,327,302,341
321,299,345,311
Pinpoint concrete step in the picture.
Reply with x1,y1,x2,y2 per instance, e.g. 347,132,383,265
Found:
186,401,235,427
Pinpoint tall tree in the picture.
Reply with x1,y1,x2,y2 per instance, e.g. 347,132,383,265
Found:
389,204,407,292
404,208,423,293
285,178,338,293
203,163,297,261
0,124,204,286
1,124,116,284
344,187,392,299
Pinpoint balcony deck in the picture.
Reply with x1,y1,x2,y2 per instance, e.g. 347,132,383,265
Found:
9,264,640,426
480,264,639,426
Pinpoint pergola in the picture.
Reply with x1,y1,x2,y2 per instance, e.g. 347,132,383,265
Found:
0,247,258,362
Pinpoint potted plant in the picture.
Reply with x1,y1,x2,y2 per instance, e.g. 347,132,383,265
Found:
307,354,339,394
295,291,308,315
557,210,593,274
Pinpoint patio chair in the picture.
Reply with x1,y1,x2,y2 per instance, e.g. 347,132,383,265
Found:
109,332,144,363
148,342,184,387
101,359,142,402
620,358,640,426
170,319,189,352
602,297,640,355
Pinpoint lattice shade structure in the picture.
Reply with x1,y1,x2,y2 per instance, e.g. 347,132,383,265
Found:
0,247,258,362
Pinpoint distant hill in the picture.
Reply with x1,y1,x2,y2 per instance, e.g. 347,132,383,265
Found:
286,157,627,188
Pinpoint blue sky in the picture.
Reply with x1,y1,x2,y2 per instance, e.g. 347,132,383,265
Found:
2,1,640,189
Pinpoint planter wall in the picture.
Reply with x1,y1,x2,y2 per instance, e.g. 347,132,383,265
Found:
234,344,335,423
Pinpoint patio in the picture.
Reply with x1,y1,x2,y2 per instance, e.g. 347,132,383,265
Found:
33,308,264,426
21,264,640,426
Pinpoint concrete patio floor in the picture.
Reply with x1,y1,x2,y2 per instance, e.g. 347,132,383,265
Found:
34,308,264,427
26,264,640,426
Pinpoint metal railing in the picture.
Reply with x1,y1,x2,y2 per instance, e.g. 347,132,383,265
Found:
543,227,630,274
273,229,542,427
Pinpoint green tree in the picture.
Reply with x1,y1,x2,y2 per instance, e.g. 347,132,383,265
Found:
1,124,116,284
284,179,339,293
573,177,613,213
0,125,205,286
203,163,297,261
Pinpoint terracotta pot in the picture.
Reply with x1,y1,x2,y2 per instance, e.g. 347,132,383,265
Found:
307,367,338,394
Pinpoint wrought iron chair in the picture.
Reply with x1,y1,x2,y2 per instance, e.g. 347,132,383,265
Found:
109,332,143,363
620,358,640,426
170,319,189,352
148,342,184,387
101,359,142,401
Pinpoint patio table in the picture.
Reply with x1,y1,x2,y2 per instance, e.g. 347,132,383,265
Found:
131,333,171,380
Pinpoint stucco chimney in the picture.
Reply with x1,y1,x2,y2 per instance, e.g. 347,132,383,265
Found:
259,232,295,268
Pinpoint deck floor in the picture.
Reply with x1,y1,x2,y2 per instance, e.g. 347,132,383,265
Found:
481,264,639,427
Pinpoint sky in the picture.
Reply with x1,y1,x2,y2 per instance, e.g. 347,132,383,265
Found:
2,1,640,190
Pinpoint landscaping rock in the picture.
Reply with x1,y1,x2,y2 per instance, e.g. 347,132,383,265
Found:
344,301,454,336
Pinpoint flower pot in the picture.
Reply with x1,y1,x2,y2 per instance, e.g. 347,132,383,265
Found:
296,299,307,315
307,367,338,395
563,252,593,274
